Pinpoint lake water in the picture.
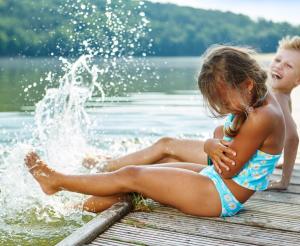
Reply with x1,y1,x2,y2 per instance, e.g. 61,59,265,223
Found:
1,56,299,245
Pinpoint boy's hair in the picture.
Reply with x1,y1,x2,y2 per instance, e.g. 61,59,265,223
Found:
198,45,268,137
278,36,300,51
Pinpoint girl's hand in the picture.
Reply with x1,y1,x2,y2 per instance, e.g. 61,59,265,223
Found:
204,138,236,174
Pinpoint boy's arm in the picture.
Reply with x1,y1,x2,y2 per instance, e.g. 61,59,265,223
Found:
268,99,299,190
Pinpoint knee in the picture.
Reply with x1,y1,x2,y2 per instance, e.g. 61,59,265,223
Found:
154,137,175,154
117,165,143,190
213,126,223,138
119,165,141,177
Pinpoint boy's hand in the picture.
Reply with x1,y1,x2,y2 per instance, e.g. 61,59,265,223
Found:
204,138,236,174
267,180,289,190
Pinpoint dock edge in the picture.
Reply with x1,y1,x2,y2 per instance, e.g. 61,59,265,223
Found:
56,201,133,246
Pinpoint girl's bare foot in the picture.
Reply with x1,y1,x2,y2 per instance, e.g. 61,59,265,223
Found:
24,152,61,195
82,154,111,170
82,194,131,213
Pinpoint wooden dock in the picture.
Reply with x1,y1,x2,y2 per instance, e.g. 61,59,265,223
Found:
57,165,300,246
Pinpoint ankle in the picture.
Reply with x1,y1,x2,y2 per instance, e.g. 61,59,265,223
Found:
52,171,65,189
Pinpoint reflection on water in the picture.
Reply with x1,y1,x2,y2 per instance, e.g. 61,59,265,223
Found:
0,57,201,112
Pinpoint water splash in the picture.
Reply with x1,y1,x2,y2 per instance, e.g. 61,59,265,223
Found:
0,0,154,244
34,54,105,170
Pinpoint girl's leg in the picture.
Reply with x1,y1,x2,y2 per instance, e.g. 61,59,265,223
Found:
84,162,206,212
82,194,130,213
105,137,207,171
25,153,221,216
150,162,206,172
83,162,206,212
85,126,221,171
82,155,182,170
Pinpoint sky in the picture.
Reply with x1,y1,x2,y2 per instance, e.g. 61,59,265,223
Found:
148,0,300,25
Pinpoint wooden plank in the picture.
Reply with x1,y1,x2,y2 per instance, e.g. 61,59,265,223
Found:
143,197,300,218
271,174,300,185
96,223,254,246
291,163,300,170
152,204,300,232
87,238,137,245
245,199,300,217
56,201,132,246
121,211,300,246
273,184,300,194
273,168,300,176
252,191,300,204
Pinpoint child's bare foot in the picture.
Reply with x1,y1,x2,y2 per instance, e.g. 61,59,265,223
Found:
82,154,111,170
24,152,61,195
82,194,131,213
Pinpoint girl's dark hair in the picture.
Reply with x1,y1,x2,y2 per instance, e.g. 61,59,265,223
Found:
198,45,268,137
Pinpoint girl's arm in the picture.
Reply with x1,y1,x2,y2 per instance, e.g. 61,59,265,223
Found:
218,109,278,179
204,125,236,173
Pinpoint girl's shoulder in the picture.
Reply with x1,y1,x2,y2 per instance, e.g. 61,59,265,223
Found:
248,99,284,131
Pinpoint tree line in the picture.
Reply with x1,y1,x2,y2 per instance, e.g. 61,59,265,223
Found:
0,0,300,57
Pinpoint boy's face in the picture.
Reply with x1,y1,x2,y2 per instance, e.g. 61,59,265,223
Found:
270,48,300,93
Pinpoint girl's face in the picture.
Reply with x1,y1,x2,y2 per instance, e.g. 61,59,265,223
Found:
270,48,300,93
216,81,251,114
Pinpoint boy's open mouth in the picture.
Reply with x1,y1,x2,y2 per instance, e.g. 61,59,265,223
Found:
271,72,283,80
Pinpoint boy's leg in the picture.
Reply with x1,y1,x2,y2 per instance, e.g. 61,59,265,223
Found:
26,153,221,216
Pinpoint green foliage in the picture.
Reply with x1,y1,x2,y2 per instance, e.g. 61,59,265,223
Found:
131,193,154,212
0,0,300,56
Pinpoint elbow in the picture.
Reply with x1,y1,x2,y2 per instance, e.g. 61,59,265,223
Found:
219,170,235,179
219,163,241,179
220,174,232,179
286,134,299,145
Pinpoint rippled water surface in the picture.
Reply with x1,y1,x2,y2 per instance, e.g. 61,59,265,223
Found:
1,55,299,245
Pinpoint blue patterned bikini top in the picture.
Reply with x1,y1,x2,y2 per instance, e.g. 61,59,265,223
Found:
223,114,281,191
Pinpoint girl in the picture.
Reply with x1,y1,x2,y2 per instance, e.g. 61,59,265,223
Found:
25,45,285,217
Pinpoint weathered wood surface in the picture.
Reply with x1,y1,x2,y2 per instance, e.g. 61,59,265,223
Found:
59,164,300,246
56,201,132,246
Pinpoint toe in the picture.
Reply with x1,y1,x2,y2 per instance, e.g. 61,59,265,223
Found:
24,152,41,169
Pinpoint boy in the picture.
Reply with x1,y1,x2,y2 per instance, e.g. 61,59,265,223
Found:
268,36,300,190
